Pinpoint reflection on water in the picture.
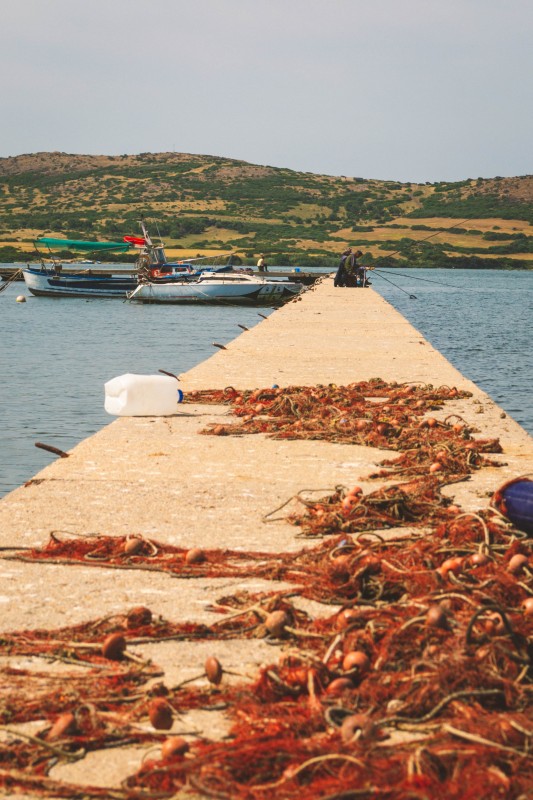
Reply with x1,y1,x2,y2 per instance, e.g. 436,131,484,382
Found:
0,268,531,496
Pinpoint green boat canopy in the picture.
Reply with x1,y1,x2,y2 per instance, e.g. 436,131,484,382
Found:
36,237,130,252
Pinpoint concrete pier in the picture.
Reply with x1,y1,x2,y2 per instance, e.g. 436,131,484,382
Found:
0,277,531,794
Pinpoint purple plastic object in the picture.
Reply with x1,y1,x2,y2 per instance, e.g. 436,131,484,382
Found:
491,477,533,536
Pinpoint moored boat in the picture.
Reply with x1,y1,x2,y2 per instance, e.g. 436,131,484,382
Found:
127,270,304,305
22,263,202,298
23,267,137,298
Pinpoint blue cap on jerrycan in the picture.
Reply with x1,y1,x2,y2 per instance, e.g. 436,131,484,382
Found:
177,389,184,403
491,476,533,536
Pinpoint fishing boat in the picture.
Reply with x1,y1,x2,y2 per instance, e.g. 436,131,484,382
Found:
127,270,304,305
22,221,234,298
22,262,204,298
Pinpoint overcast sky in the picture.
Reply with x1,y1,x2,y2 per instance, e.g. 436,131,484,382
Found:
1,0,532,182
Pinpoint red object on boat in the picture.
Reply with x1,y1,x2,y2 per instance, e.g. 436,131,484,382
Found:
123,235,147,247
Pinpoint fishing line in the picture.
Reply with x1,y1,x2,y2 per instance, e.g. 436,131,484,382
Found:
373,270,417,299
373,269,465,290
0,268,23,294
366,216,477,295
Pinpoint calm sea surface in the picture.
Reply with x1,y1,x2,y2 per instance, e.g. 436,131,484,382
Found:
0,268,531,497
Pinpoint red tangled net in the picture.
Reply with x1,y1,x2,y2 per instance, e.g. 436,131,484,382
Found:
0,381,530,799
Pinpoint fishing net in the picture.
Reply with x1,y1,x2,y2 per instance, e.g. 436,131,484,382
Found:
0,381,530,798
190,381,503,482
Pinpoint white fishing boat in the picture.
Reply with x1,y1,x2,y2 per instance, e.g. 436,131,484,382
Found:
127,270,304,305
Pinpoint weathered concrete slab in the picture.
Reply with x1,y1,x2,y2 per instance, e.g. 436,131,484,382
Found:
0,559,298,632
0,407,392,551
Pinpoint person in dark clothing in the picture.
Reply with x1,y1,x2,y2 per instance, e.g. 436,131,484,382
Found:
354,250,366,286
343,250,364,287
334,248,352,287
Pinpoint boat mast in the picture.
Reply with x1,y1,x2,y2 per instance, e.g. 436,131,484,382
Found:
139,218,154,248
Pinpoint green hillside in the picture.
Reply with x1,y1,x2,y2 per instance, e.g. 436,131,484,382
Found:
0,151,532,268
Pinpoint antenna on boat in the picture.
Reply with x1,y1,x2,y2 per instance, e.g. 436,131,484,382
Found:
153,218,165,247
139,217,154,247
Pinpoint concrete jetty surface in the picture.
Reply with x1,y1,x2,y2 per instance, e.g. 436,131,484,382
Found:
0,277,531,796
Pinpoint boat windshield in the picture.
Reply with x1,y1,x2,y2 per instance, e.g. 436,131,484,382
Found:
153,246,167,264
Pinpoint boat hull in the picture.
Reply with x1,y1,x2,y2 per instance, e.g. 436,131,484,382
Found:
23,268,136,298
22,268,201,298
129,279,303,305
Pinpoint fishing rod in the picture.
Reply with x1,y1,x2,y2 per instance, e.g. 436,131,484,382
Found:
366,215,477,295
370,216,476,263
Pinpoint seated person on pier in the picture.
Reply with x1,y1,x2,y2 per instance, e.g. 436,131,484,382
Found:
343,250,365,287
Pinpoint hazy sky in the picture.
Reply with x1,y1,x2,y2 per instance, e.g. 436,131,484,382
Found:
2,0,532,182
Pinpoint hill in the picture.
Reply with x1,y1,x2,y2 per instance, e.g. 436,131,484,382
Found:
0,151,532,268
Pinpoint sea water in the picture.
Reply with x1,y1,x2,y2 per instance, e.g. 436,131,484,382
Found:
373,268,532,435
0,268,531,497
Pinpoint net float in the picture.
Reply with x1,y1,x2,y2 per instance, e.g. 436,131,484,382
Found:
335,608,361,630
205,656,223,685
340,713,375,743
506,553,528,575
437,557,463,579
347,486,363,498
46,712,77,740
102,633,126,660
149,698,173,730
185,548,206,565
425,604,448,629
161,736,189,759
126,606,153,629
341,495,360,514
326,677,354,696
467,552,490,568
342,650,370,674
124,537,144,555
329,554,352,580
521,597,533,617
265,610,290,637
484,612,505,636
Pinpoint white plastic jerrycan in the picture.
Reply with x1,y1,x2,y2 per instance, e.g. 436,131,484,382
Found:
104,373,184,417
